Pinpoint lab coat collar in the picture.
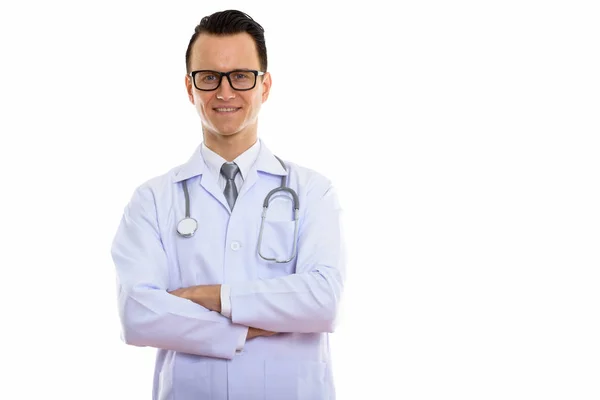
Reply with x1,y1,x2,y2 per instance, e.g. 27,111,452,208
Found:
253,139,289,177
172,144,206,183
172,138,287,183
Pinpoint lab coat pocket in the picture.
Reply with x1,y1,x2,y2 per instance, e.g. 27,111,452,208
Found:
172,355,212,399
264,360,328,400
258,219,297,268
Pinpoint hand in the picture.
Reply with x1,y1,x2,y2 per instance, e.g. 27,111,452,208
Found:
247,327,278,340
169,284,222,312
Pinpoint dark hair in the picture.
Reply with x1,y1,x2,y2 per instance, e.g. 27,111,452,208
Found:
185,10,267,73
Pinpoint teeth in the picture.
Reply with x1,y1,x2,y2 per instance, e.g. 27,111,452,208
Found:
215,108,238,112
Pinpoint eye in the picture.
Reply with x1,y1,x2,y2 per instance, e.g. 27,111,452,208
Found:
201,73,218,82
232,71,252,81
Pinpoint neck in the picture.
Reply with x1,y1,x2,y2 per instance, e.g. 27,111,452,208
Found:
203,129,258,162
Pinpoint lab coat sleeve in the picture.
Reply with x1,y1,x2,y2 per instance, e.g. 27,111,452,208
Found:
228,178,347,333
111,184,248,359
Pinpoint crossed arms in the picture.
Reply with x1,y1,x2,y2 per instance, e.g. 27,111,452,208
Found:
168,284,276,342
111,178,345,360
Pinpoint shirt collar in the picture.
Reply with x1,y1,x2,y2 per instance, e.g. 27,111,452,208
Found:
201,139,260,181
172,138,287,183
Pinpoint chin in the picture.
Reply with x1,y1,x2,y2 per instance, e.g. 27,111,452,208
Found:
207,128,242,138
218,128,242,136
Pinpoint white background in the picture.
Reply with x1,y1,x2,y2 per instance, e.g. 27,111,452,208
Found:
1,1,599,399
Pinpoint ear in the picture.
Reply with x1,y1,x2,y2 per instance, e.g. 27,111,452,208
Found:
261,72,272,103
185,74,195,104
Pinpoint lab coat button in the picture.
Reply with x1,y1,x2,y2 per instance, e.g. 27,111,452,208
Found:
230,241,241,251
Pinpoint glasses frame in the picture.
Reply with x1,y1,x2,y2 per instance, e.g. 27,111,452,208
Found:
188,69,266,91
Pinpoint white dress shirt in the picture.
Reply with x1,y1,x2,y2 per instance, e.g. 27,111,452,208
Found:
200,139,261,352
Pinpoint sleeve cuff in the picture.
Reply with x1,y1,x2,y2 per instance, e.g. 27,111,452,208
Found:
236,327,248,353
220,284,232,318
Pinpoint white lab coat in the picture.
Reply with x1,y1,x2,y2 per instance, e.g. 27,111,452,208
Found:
111,140,346,399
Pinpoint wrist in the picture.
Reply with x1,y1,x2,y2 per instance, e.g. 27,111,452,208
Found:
192,284,221,312
247,327,258,340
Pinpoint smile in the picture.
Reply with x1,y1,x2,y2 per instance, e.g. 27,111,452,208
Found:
213,107,241,112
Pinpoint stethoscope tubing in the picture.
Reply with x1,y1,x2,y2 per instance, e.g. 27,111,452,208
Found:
177,155,299,263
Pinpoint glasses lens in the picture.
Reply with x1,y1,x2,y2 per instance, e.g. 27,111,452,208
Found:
229,70,256,90
194,71,221,90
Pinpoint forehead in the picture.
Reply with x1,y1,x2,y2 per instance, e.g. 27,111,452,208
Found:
190,32,261,71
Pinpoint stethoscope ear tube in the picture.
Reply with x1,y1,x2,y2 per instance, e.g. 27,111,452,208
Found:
257,205,300,263
262,186,300,210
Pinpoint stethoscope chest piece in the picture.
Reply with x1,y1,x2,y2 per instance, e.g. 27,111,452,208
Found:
177,217,198,238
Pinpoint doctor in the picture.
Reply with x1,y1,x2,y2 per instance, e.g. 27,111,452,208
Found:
111,9,346,400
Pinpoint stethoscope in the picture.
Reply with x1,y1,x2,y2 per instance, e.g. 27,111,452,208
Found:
176,155,300,263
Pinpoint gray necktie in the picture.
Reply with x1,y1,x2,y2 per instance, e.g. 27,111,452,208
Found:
221,162,240,210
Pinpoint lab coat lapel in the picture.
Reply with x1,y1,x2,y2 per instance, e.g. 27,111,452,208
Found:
172,144,231,213
198,173,231,213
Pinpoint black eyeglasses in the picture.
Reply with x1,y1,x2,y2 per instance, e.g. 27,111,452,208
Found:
188,69,266,91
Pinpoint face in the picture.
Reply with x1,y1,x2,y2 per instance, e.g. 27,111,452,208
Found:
185,33,271,141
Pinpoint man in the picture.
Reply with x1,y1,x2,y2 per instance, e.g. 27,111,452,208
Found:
111,9,346,400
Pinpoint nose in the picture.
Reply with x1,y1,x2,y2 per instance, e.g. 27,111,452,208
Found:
216,75,236,100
